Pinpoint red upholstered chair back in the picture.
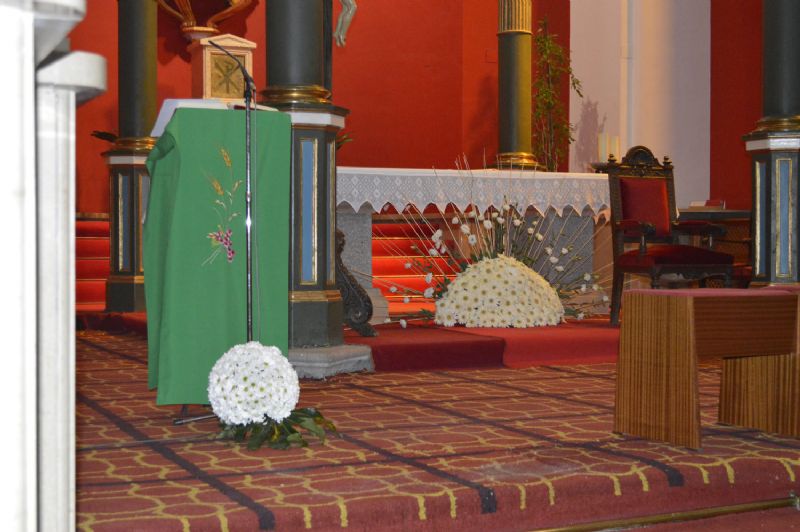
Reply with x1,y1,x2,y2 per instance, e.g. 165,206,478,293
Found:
619,177,671,237
607,146,678,252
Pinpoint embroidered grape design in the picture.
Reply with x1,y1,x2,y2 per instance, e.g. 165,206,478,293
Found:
209,228,236,263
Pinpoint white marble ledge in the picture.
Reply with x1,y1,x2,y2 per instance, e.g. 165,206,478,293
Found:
336,166,610,218
33,0,86,64
37,51,106,103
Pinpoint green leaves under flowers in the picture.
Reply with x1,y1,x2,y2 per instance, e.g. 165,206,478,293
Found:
217,407,338,451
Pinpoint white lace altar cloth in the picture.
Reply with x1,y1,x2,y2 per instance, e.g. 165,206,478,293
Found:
336,167,610,217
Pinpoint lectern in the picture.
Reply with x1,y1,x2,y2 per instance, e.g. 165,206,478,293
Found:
144,108,290,405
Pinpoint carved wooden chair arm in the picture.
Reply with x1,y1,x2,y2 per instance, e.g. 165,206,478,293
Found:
615,219,656,255
672,220,727,247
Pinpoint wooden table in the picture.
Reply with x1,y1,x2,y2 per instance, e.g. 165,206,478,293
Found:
615,288,800,448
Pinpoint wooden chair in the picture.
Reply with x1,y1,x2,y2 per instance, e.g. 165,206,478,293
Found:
607,146,734,324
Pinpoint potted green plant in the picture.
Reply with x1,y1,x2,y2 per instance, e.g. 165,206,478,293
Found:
532,18,583,172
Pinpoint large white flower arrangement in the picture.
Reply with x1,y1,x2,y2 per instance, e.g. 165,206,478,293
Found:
208,341,300,425
434,255,564,327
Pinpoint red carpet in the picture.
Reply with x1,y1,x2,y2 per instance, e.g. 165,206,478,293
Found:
343,319,619,370
77,331,800,531
460,318,620,367
344,322,505,371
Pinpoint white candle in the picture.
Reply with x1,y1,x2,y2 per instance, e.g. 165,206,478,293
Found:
597,133,604,161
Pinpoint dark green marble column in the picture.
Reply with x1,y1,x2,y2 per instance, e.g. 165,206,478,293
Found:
744,0,800,285
264,0,345,348
497,0,537,169
104,0,158,311
263,0,330,105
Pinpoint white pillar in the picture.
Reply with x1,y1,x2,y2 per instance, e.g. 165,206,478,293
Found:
0,4,38,530
0,1,97,530
37,50,106,532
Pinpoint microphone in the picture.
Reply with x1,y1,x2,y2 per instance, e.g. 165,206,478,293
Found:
208,40,256,99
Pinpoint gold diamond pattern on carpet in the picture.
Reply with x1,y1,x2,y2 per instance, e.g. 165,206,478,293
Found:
76,331,800,531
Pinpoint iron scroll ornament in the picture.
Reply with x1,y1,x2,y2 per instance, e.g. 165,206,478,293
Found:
335,229,377,337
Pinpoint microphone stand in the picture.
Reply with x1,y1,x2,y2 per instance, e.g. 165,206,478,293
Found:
209,41,256,343
174,43,257,426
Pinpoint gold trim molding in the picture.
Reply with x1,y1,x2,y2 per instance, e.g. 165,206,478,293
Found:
498,0,532,34
77,212,110,221
261,85,331,105
107,274,145,284
755,115,800,133
754,161,763,276
289,290,342,303
496,151,541,169
108,136,157,155
774,158,794,278
541,495,798,532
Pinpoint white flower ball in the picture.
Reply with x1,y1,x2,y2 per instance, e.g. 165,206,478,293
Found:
208,341,300,425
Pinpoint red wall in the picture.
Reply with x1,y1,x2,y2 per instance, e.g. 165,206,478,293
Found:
333,0,466,168
71,1,570,213
710,0,762,210
71,1,763,214
71,0,118,215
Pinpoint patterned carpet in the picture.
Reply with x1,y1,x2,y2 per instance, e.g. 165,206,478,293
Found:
77,331,800,531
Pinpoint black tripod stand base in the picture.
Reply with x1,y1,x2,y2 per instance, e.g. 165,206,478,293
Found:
173,404,217,425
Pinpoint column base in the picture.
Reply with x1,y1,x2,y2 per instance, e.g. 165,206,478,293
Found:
106,275,146,312
496,151,543,170
261,84,331,106
290,294,344,347
287,344,373,379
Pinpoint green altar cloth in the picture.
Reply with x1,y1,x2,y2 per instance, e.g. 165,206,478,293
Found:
144,108,290,405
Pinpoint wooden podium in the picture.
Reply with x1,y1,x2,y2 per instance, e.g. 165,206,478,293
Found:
615,288,800,448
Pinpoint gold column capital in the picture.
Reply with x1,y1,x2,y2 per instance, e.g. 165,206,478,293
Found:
498,0,532,35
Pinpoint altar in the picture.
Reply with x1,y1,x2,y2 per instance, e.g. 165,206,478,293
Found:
335,166,611,288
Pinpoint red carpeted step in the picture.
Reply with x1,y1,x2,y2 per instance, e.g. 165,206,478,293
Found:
76,280,106,305
383,294,432,303
75,218,110,312
76,302,106,313
76,220,110,237
344,322,504,371
387,301,437,316
372,238,438,256
460,318,619,367
76,237,110,258
374,274,454,295
76,258,111,279
372,222,437,238
372,255,462,276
